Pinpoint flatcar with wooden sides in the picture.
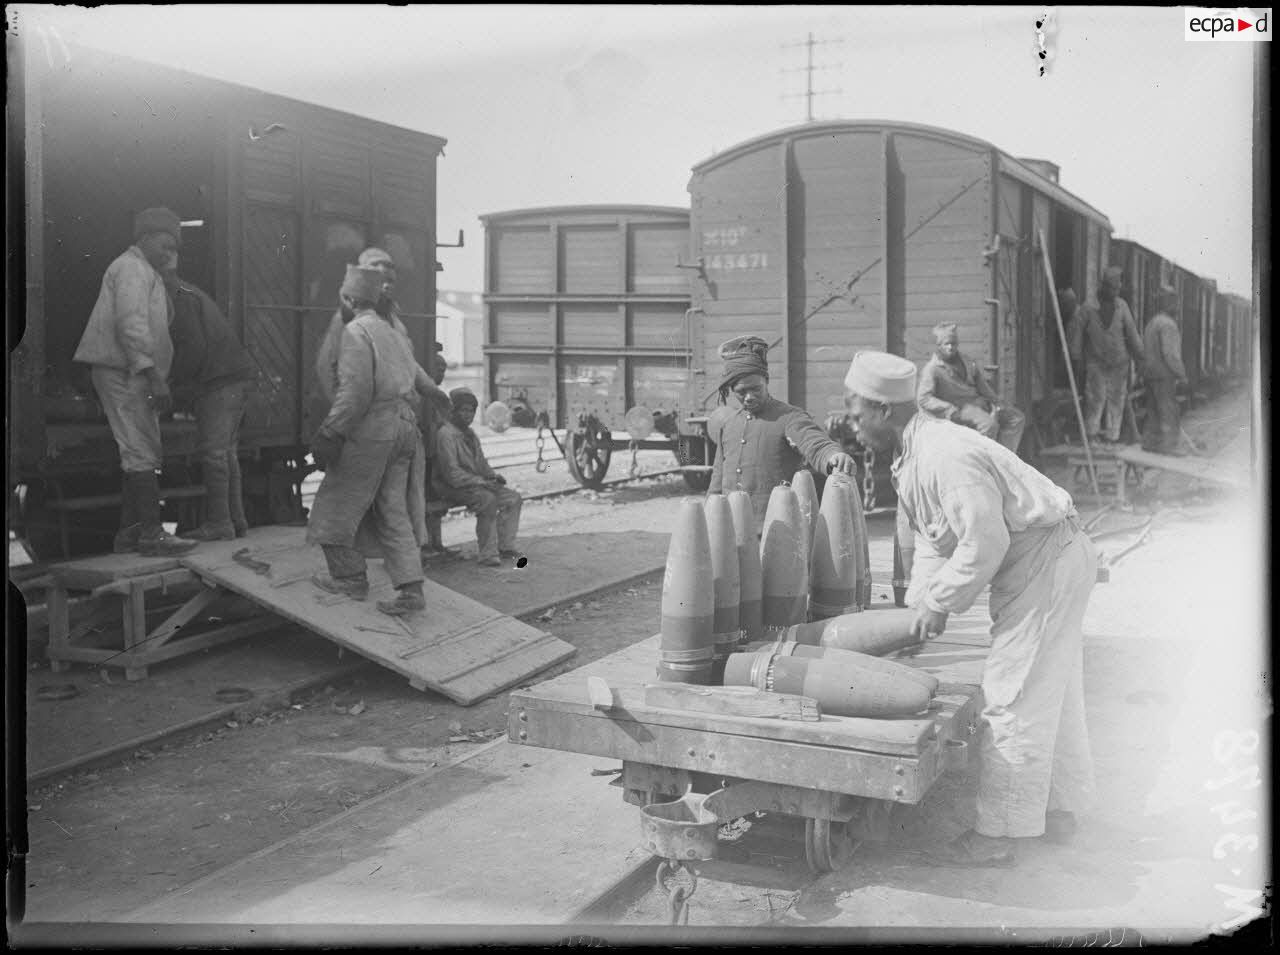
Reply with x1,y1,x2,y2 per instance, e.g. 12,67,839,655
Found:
480,205,705,489
9,40,449,560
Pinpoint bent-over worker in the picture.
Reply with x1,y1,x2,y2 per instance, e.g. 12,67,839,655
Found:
707,336,856,527
163,261,256,540
433,387,523,568
73,206,197,556
306,265,451,616
1140,288,1188,456
844,350,1099,868
917,322,1026,453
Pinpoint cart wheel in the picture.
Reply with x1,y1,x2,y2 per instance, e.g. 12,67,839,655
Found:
804,818,857,873
565,423,612,489
681,471,712,492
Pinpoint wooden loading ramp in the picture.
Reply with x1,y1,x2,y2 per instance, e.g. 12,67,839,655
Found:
178,528,575,705
1110,445,1251,491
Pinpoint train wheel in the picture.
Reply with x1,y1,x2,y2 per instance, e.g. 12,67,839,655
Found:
803,817,857,873
565,424,612,489
681,470,712,492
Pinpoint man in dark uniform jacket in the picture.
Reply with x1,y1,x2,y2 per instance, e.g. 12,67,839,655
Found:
163,261,256,540
706,335,856,527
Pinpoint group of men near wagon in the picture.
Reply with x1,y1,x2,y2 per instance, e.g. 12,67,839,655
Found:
75,207,523,618
78,206,1187,869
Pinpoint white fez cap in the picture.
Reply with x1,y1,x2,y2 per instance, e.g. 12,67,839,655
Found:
844,351,918,405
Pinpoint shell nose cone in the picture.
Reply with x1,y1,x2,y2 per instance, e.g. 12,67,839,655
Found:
760,485,809,628
790,469,820,557
727,490,763,640
811,479,858,618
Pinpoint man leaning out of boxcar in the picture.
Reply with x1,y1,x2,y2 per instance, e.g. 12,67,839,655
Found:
845,350,1099,868
162,257,256,540
916,322,1026,453
307,265,452,616
74,206,198,557
707,335,857,527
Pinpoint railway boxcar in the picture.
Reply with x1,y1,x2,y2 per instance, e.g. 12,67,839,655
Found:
10,40,447,558
480,205,700,488
678,120,1113,500
1215,291,1253,383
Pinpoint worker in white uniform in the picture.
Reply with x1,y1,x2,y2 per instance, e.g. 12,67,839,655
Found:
842,351,1099,867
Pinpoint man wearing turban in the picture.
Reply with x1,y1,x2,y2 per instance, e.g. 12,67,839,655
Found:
73,206,198,556
707,336,856,527
845,350,1099,868
917,322,1026,453
306,265,452,616
1068,267,1145,445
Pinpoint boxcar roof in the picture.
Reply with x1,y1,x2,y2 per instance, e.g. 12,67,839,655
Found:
479,204,690,224
690,119,1111,231
42,41,448,152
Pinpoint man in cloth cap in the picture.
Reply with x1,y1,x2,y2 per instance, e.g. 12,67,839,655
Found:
307,265,452,616
420,340,458,560
1139,287,1189,456
844,350,1099,867
432,387,523,568
73,206,198,556
1069,267,1144,446
161,255,257,540
707,336,857,527
917,322,1026,453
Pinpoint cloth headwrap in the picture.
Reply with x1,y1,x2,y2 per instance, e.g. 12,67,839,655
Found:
932,322,959,341
844,351,918,405
1101,266,1122,290
449,387,479,410
718,335,770,389
340,265,385,304
134,207,182,244
357,247,395,270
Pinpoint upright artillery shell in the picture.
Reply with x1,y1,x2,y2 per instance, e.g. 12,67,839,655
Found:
825,472,872,609
810,479,859,620
780,607,923,657
703,493,742,683
759,484,809,631
657,498,716,684
790,469,820,563
727,490,764,643
722,651,933,718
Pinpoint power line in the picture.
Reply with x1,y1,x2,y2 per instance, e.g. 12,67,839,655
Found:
781,32,843,122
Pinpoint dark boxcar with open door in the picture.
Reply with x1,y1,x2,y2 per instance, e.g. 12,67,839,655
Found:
480,205,702,489
679,121,1112,505
9,39,446,559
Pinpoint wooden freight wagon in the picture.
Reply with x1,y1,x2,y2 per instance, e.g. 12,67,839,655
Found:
678,121,1113,490
10,40,448,558
480,205,707,489
1215,291,1253,383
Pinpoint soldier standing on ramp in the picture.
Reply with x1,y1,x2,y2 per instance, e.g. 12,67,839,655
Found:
307,265,452,616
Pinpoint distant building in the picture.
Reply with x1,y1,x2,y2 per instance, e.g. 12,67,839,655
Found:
435,290,484,367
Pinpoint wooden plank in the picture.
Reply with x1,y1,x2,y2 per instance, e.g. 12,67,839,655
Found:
50,553,184,590
641,684,821,721
1112,445,1249,490
177,526,576,705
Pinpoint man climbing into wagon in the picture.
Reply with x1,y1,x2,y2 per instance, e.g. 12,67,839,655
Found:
916,322,1026,454
706,335,857,528
843,350,1099,867
306,265,452,616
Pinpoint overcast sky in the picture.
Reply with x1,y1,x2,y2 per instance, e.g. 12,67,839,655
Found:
10,4,1259,297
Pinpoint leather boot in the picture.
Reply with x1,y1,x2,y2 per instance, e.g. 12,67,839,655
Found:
185,456,236,541
378,580,426,616
113,473,142,553
134,471,199,556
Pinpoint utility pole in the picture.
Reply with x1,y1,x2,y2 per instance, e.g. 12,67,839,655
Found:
781,33,843,122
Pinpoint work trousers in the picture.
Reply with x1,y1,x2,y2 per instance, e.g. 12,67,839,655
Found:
954,403,1027,454
976,519,1099,838
1084,363,1128,442
195,381,249,530
91,366,163,472
450,485,523,560
1141,377,1181,454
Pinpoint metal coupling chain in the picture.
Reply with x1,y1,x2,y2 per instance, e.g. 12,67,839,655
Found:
534,424,548,473
862,446,877,511
655,859,698,925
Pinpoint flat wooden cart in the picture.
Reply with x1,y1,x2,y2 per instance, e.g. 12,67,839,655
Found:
509,626,991,874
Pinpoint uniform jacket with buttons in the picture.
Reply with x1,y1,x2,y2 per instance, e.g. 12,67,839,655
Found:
917,352,1000,419
73,246,173,377
707,397,842,526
